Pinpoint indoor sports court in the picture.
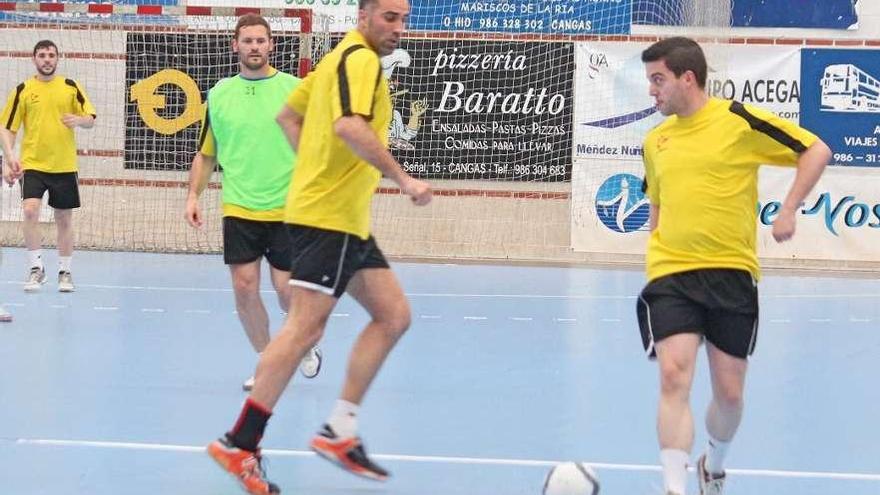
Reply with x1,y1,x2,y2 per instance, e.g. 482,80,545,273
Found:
0,0,878,494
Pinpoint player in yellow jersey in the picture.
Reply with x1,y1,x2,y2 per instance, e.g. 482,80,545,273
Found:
0,40,96,293
636,37,831,495
206,1,431,493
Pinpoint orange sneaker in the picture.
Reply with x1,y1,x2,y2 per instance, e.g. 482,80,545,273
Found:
207,436,280,495
309,424,390,481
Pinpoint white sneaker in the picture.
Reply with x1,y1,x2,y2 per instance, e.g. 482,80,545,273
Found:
698,454,726,495
24,266,47,292
242,375,255,392
300,346,323,379
58,271,75,292
0,306,12,322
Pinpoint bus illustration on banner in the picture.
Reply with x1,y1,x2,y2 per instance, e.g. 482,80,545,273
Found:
820,64,880,113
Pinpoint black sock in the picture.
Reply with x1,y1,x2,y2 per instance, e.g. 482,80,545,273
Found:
227,398,272,452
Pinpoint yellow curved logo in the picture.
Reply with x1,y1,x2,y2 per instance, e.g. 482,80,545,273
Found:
130,69,203,135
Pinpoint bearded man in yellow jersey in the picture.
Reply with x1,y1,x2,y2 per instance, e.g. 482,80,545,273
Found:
206,1,432,493
636,37,831,495
0,40,96,293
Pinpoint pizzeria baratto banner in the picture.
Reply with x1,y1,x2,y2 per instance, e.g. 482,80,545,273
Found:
385,39,574,181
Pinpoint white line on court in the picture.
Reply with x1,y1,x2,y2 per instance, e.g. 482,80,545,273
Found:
93,306,119,311
141,308,165,313
809,318,832,323
850,317,872,323
5,280,877,300
509,317,534,321
184,309,211,314
12,438,880,482
463,316,488,320
554,318,577,323
331,313,350,318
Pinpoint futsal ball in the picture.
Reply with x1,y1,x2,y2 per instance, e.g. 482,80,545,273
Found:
542,462,600,495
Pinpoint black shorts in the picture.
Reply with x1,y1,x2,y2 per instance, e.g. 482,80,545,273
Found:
21,170,80,209
636,268,759,360
223,216,291,271
287,224,390,298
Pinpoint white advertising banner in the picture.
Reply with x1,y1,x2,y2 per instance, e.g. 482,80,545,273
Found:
572,162,880,262
572,42,802,162
186,0,358,32
571,41,880,263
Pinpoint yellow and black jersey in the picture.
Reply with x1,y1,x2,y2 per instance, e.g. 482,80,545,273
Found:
0,76,96,173
283,29,391,239
642,97,818,282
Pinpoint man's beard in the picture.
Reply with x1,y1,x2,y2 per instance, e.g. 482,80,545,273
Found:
38,65,56,76
241,54,267,71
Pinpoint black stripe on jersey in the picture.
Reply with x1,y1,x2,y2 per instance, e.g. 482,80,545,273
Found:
198,103,211,150
5,83,25,129
64,79,85,107
337,44,376,118
729,101,807,154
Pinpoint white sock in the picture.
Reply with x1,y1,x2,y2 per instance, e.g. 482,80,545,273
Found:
59,256,72,273
28,249,43,270
327,399,360,439
705,436,731,474
660,449,689,495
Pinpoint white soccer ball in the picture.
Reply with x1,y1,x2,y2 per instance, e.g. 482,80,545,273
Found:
542,462,600,495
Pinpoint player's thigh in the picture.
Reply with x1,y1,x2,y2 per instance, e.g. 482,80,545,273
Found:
704,269,758,359
637,272,707,359
347,267,409,326
45,172,80,209
265,221,292,272
21,170,49,201
223,216,265,265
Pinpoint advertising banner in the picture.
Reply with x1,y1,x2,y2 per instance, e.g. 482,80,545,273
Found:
571,164,880,263
573,42,801,162
388,39,573,181
634,0,859,30
800,48,880,168
125,32,301,170
409,0,631,35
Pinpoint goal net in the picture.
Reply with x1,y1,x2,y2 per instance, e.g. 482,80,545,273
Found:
0,1,731,264
0,3,328,253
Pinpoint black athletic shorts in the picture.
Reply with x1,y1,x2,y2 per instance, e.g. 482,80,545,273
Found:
21,170,80,209
223,216,292,271
636,268,759,360
287,224,389,298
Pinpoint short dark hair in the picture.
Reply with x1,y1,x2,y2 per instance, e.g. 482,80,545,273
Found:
33,40,58,57
359,0,378,8
641,36,707,88
234,13,271,40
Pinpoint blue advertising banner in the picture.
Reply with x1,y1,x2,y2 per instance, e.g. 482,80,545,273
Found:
634,0,859,30
409,0,632,35
801,49,880,167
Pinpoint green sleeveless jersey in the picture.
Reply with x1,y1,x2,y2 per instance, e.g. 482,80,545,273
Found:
203,69,300,212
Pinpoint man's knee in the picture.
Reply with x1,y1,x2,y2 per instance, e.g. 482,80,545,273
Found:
659,358,693,398
377,302,411,339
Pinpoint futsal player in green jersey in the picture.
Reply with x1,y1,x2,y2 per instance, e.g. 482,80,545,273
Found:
636,37,831,495
185,14,322,392
1,40,96,293
207,1,432,493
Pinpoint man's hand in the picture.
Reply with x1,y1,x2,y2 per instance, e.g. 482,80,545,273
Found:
400,177,432,206
61,114,86,128
772,208,796,242
2,156,21,185
184,194,203,228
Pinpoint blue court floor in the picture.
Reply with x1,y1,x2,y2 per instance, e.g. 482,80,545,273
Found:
0,247,877,494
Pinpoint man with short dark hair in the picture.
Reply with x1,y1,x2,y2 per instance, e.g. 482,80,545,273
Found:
637,36,831,495
206,1,432,493
0,39,96,293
